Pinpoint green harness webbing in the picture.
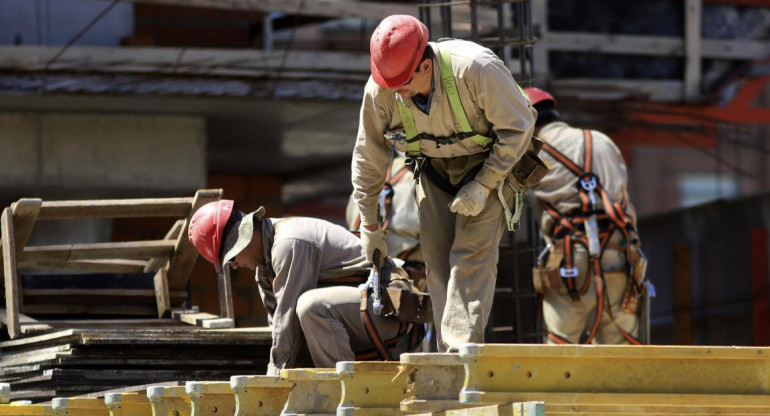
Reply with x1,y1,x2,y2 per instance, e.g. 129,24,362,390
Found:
396,48,493,158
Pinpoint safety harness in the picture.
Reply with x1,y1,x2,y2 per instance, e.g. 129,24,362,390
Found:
537,129,643,345
395,46,526,230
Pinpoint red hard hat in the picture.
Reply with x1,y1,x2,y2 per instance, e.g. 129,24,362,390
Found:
188,199,234,271
524,87,557,107
370,15,429,89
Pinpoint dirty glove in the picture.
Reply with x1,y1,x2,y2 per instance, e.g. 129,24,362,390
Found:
449,180,490,216
360,226,387,267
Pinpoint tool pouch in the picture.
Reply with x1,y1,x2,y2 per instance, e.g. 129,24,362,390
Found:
532,244,564,295
512,137,549,188
383,276,432,324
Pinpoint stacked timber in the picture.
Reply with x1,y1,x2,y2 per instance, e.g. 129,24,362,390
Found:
0,327,271,402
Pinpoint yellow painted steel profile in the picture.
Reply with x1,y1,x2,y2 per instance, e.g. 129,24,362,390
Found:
230,375,292,416
336,361,411,415
280,368,340,416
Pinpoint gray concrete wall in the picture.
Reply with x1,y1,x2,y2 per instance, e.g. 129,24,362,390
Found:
0,0,133,46
0,112,206,198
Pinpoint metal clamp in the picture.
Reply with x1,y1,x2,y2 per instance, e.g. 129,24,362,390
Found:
559,267,579,278
372,249,382,316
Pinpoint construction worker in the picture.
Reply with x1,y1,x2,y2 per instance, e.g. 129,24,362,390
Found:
526,87,647,345
188,200,423,375
352,15,539,351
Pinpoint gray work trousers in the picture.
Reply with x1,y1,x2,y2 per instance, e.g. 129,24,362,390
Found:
417,160,513,351
296,286,402,368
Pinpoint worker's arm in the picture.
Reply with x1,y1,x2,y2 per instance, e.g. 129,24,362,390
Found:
352,78,394,228
265,238,322,375
469,59,536,189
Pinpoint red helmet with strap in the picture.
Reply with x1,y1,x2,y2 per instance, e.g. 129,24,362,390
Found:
370,15,429,89
524,87,557,107
188,199,234,271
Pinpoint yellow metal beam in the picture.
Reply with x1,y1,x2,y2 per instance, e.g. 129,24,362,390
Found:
409,402,546,416
104,393,152,416
185,381,235,416
280,368,340,416
230,375,292,416
400,353,476,413
499,392,770,415
146,385,191,416
51,398,109,416
336,361,410,415
0,403,55,416
459,344,770,404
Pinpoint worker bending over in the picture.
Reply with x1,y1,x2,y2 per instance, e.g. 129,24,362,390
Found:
352,15,544,352
188,200,424,375
526,87,649,345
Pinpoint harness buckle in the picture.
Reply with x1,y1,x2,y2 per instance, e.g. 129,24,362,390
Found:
580,176,597,192
559,267,579,278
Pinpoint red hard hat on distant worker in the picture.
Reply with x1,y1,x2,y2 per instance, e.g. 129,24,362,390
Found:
524,87,557,107
370,15,429,89
188,199,234,271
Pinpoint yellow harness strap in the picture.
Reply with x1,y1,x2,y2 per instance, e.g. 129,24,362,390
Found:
396,46,493,158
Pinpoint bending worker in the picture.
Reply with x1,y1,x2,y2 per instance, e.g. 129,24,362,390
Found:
352,15,539,351
188,200,423,375
526,87,648,345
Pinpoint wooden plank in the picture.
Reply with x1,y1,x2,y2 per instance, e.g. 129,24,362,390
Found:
80,0,416,21
544,31,769,61
1,208,21,339
20,240,176,262
35,319,184,328
22,289,180,297
685,0,702,101
166,189,223,289
16,259,147,273
201,318,234,329
11,199,42,261
153,268,171,319
551,78,684,102
218,267,234,320
172,311,233,328
0,310,52,333
22,304,159,316
36,198,194,220
144,219,184,273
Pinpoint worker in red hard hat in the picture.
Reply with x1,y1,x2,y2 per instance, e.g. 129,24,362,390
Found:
524,87,651,345
352,14,543,352
189,200,424,374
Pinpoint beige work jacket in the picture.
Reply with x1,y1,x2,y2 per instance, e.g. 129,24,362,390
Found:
352,39,536,226
530,121,637,239
255,217,370,375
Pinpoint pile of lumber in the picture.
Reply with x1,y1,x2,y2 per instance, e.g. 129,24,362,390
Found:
0,327,272,402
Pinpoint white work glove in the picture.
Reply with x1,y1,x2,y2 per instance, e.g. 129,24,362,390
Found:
449,180,491,217
360,226,387,267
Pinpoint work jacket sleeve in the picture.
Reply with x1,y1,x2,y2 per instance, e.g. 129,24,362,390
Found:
351,79,394,227
468,60,536,189
266,238,322,375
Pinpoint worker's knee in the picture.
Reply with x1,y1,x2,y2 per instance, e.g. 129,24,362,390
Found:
296,290,328,325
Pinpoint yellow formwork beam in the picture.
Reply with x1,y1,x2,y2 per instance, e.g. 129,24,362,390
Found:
185,381,236,416
459,344,770,404
230,375,292,416
0,403,55,416
409,401,545,416
497,392,770,415
280,368,340,416
336,361,411,415
400,353,476,413
147,385,192,416
51,398,109,416
104,392,152,416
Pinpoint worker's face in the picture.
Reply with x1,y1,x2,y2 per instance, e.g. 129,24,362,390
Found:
229,231,264,271
395,59,432,100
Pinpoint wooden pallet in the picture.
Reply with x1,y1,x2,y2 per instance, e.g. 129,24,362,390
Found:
0,190,226,339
